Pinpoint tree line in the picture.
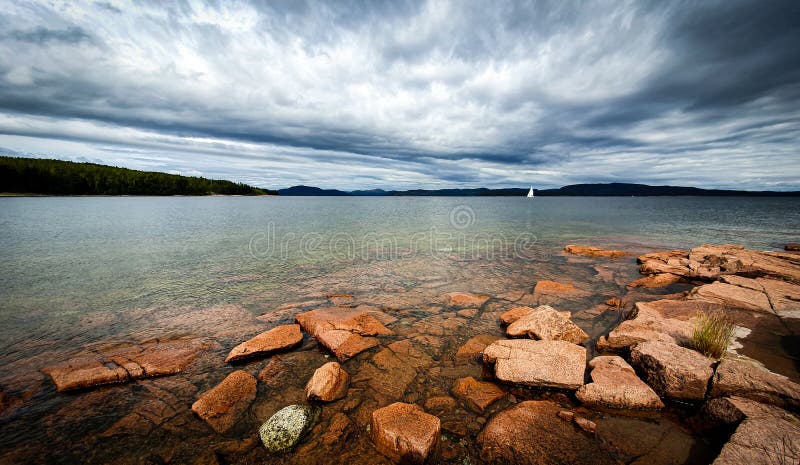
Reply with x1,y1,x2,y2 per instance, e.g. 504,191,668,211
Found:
0,156,275,196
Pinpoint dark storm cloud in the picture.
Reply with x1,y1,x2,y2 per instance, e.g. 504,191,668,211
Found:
0,0,797,190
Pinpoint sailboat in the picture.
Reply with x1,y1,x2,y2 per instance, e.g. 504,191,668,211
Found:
526,185,535,198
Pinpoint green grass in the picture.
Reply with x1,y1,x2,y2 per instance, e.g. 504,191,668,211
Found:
692,311,736,359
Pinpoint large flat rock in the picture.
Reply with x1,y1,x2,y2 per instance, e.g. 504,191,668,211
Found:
576,356,664,410
482,339,586,390
629,340,714,401
295,306,393,361
441,291,490,308
43,338,212,392
505,305,588,344
595,299,700,352
225,324,303,362
564,244,628,258
477,400,617,465
688,282,772,312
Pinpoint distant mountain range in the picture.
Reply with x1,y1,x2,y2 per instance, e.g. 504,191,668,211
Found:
279,183,800,197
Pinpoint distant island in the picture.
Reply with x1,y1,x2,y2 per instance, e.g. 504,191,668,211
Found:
280,184,800,197
2,156,798,197
0,156,274,196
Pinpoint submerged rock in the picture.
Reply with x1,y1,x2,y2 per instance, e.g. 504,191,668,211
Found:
454,334,502,364
259,404,321,454
450,376,505,413
477,400,616,465
43,338,212,392
532,280,591,305
499,306,536,325
305,362,350,402
629,340,714,401
441,291,490,309
710,357,800,411
191,370,257,434
564,244,628,258
225,324,303,362
483,339,586,390
576,356,664,410
505,305,588,344
371,402,441,464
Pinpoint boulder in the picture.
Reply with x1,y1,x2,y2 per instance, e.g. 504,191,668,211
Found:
595,299,702,352
482,339,586,390
629,341,714,401
576,356,664,410
259,404,321,454
442,291,490,308
564,244,628,258
454,334,502,364
505,305,588,344
450,377,505,413
786,243,800,252
477,401,616,465
688,282,772,312
225,324,303,362
710,357,800,411
371,402,441,464
43,338,211,392
305,362,350,402
191,370,257,434
627,273,683,288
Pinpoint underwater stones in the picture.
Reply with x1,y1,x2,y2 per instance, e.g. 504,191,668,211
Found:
43,338,211,392
629,341,714,401
305,362,350,402
505,305,588,344
532,280,591,305
482,339,586,390
441,291,490,309
225,324,303,363
455,334,502,364
477,401,616,465
576,356,664,410
564,244,628,258
259,404,321,454
450,377,505,413
371,402,441,464
191,370,257,434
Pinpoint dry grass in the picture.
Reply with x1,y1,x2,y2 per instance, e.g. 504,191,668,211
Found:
692,311,736,359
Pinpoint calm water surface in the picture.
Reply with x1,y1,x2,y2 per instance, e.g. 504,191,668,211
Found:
0,196,797,464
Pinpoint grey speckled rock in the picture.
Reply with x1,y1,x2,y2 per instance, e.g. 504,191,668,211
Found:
259,404,321,454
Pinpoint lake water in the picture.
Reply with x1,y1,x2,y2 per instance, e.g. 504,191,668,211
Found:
0,196,798,464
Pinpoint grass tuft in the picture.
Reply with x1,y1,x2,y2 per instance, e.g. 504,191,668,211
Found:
692,311,736,359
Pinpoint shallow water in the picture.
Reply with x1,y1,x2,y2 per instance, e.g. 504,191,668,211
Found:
0,196,798,464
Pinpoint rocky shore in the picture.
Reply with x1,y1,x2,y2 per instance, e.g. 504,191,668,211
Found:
5,243,800,464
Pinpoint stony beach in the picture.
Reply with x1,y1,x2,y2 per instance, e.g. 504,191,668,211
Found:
1,242,799,465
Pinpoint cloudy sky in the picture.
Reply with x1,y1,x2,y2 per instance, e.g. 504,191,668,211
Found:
0,0,798,190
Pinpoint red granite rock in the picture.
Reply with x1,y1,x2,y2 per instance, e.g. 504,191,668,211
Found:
371,402,441,464
442,292,490,308
564,245,628,258
191,370,257,434
576,356,664,410
450,377,505,413
455,334,502,364
483,339,586,390
505,305,588,344
629,340,714,401
225,324,303,362
305,362,350,402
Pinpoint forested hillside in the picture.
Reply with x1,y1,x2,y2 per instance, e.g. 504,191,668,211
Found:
0,156,273,195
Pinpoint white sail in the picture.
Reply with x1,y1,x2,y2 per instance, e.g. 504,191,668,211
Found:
527,186,534,198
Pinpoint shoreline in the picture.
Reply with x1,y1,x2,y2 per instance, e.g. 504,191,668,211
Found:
2,242,798,464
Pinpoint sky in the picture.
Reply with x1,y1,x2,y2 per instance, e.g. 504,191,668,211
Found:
0,0,798,191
